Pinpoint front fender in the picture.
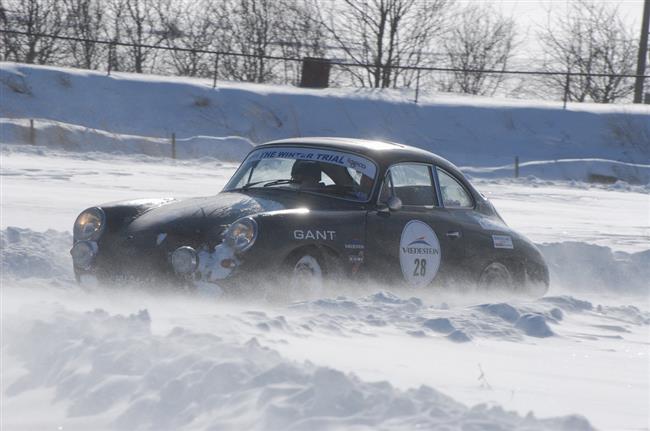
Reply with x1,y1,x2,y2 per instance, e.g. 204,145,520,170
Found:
88,198,176,239
238,209,367,276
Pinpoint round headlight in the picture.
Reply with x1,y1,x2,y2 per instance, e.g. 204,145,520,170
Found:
171,246,198,275
70,240,98,270
74,207,106,241
225,217,257,252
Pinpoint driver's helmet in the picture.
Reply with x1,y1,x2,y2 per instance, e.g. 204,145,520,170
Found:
291,160,322,185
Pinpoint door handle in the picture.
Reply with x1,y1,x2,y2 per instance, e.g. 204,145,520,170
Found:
446,231,462,239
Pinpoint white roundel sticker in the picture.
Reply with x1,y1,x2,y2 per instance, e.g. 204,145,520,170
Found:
399,220,441,286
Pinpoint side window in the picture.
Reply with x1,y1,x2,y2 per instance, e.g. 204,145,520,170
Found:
382,164,436,207
437,168,473,208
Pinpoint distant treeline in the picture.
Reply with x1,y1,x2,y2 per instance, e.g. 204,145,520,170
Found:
0,0,641,103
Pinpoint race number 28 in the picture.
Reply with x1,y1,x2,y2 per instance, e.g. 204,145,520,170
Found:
399,220,441,286
413,258,426,276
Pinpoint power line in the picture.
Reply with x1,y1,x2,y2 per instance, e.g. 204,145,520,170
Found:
1,28,648,79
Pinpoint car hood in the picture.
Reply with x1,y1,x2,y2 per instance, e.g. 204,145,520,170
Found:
126,192,287,235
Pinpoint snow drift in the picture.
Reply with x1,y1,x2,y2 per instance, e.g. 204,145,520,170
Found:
3,227,649,430
3,297,597,431
2,62,649,182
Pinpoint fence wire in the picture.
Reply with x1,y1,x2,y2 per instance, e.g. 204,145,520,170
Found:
1,28,648,105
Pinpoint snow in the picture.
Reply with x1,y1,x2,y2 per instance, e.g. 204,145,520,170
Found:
0,118,254,161
1,63,649,430
2,62,649,183
2,145,649,430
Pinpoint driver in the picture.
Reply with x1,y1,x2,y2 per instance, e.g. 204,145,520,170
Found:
291,160,323,189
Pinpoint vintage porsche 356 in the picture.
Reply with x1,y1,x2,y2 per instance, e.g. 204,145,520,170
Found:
71,138,549,295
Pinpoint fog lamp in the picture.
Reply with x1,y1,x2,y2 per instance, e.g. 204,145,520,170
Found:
70,240,97,270
171,246,198,275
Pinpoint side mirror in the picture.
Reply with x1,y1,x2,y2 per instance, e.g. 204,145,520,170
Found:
386,196,402,212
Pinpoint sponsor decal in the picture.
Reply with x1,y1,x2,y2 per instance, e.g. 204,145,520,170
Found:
293,229,336,241
349,250,364,273
492,235,514,249
348,254,364,263
347,158,367,171
249,146,377,178
344,239,365,250
399,220,441,286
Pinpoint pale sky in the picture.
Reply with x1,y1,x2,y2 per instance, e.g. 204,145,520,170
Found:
488,0,645,60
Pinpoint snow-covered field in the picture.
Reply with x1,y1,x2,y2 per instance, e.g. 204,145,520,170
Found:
1,63,649,430
1,145,649,430
2,63,650,183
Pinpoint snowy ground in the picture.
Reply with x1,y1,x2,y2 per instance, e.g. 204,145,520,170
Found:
2,63,650,183
2,145,649,430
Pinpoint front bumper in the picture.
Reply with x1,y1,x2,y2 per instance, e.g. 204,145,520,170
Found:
71,235,257,292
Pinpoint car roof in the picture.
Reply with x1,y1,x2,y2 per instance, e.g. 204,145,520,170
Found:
259,137,455,170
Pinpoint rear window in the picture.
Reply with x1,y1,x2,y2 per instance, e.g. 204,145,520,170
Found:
437,168,473,208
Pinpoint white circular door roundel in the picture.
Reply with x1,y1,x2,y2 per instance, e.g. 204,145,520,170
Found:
399,220,441,286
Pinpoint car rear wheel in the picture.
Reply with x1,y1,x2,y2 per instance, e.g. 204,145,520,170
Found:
478,262,514,290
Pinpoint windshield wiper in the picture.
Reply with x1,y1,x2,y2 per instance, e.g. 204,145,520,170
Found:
241,178,298,190
263,179,299,187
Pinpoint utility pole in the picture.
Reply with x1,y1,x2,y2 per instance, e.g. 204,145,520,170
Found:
634,0,650,103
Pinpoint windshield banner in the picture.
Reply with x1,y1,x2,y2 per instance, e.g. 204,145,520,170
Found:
249,147,377,178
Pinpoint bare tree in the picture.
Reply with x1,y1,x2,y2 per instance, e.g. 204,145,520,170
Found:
0,0,65,63
154,0,223,77
320,0,451,88
62,0,106,69
440,4,517,96
275,0,327,84
215,0,284,83
538,0,637,103
108,0,161,73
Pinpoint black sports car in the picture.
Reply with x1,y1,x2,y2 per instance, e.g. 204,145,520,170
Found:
71,138,549,295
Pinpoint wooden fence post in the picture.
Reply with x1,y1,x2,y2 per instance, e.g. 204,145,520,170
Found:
171,133,176,159
562,71,571,109
107,42,114,76
29,119,35,145
414,69,421,104
514,156,519,178
212,53,220,88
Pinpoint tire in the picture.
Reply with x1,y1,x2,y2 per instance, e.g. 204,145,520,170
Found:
478,262,514,291
280,246,345,300
288,250,324,294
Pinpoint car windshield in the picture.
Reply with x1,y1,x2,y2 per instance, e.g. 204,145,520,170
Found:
224,146,378,202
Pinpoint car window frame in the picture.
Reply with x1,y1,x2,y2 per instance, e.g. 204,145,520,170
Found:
434,166,476,210
377,162,440,209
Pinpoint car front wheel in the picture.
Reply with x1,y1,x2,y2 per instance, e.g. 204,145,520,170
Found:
281,248,329,298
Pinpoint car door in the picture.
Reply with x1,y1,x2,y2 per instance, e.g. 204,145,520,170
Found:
435,167,504,282
365,163,467,287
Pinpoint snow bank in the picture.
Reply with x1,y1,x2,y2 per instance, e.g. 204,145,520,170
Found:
539,242,650,293
463,158,650,185
2,63,648,177
0,118,253,162
0,227,73,281
2,300,594,431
